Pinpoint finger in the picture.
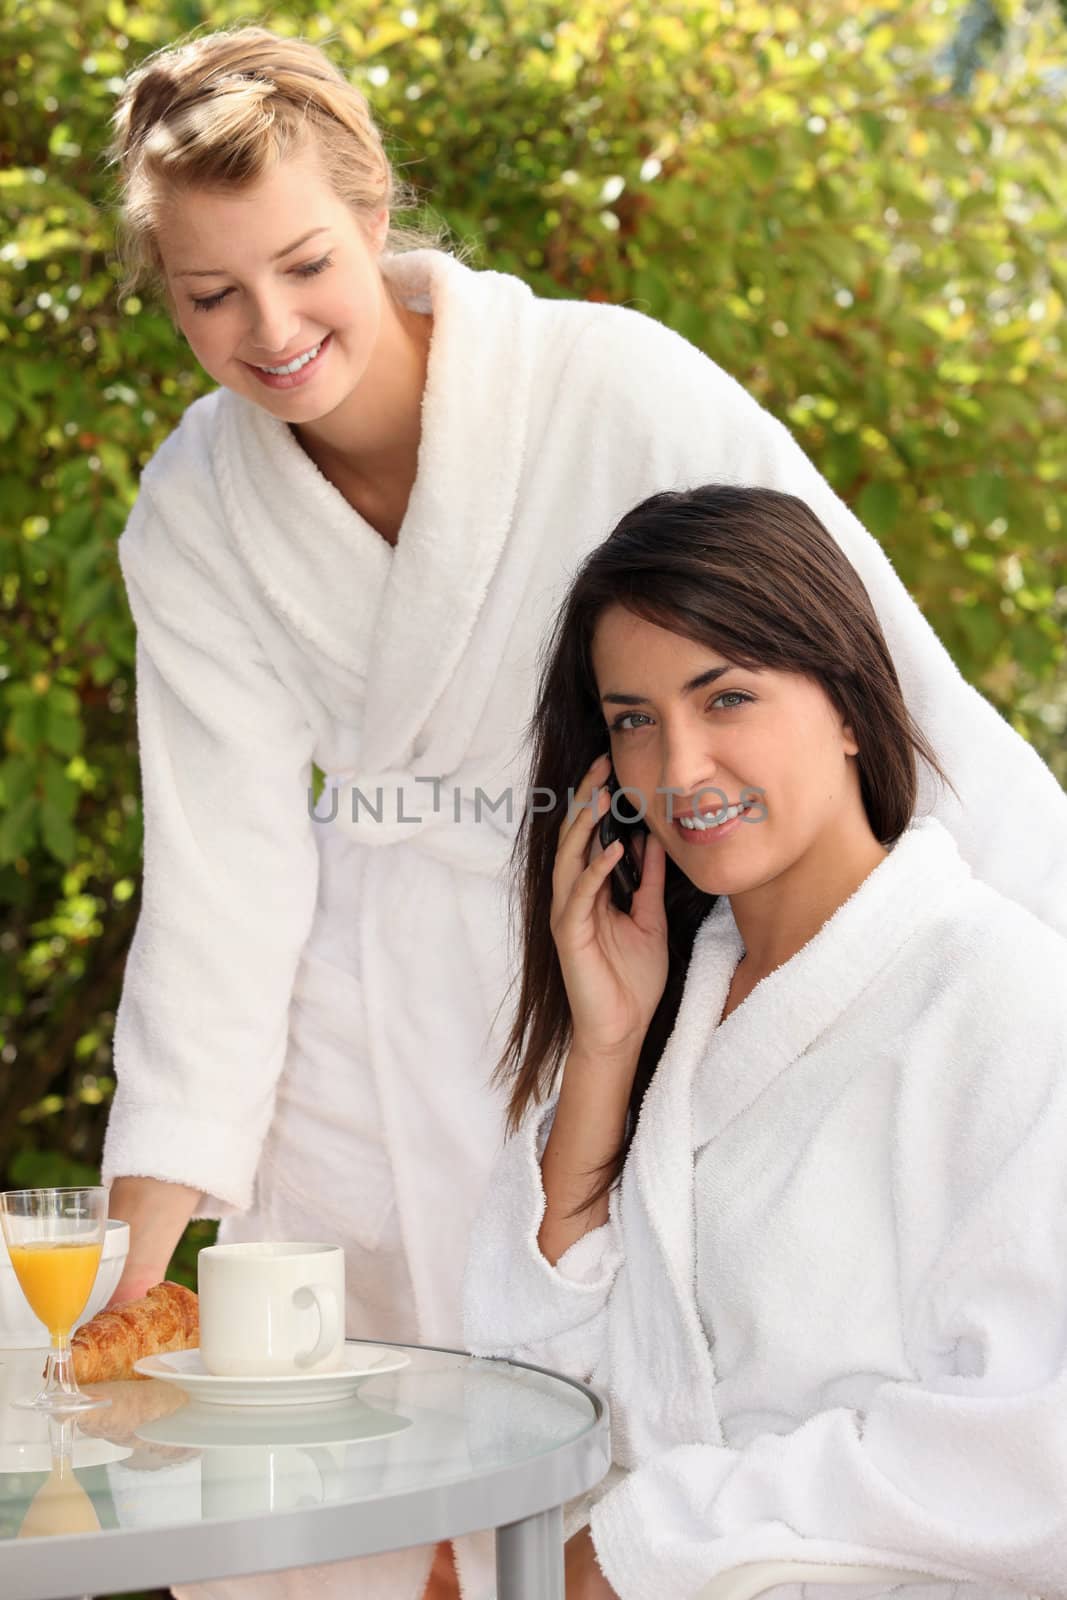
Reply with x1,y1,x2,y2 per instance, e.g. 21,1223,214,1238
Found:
557,752,611,848
554,792,613,917
557,837,622,934
553,785,611,913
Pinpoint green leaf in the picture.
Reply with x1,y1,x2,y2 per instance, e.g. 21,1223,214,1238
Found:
967,472,1009,525
41,803,77,865
42,754,78,820
0,756,36,809
7,696,47,754
0,794,38,864
744,144,778,184
858,113,885,154
8,1150,99,1188
856,481,901,539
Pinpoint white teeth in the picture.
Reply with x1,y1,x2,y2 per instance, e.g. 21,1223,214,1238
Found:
258,339,323,376
678,802,750,831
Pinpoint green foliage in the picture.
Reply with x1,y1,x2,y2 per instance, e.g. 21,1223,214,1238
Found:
1,0,1065,1232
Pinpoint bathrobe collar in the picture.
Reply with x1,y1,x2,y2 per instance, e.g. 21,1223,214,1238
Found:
210,250,537,772
627,815,972,1443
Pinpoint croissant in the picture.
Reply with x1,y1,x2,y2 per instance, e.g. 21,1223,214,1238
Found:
75,1377,188,1439
69,1281,199,1384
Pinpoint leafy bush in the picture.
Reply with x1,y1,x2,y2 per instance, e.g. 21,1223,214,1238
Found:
2,0,1065,1196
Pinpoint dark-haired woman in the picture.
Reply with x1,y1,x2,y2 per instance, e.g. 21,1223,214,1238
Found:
464,486,1067,1600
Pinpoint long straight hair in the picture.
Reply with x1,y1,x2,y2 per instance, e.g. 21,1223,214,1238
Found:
496,484,956,1205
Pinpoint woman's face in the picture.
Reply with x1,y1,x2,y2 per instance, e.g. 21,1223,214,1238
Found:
155,142,393,423
590,605,864,899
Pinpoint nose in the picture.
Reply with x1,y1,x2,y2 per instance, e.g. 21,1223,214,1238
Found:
248,291,301,355
658,718,724,810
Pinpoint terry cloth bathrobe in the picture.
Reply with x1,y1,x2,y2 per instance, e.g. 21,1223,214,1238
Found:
101,247,1067,1600
464,815,1067,1600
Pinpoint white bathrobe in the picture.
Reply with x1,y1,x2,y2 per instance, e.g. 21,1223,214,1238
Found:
464,816,1067,1600
101,247,1067,1598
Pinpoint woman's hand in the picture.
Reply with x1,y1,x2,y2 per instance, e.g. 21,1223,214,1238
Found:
105,1176,202,1308
551,753,668,1065
565,1526,620,1599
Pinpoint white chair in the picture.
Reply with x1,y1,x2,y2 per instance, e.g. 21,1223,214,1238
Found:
697,1560,1015,1600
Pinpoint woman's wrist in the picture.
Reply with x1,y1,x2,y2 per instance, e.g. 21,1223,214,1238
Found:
538,1051,636,1266
107,1175,202,1288
564,1039,643,1081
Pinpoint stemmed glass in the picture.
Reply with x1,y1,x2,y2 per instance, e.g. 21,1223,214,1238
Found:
0,1187,110,1413
18,1415,101,1537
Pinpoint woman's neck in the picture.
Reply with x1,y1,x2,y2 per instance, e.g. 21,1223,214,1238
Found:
293,294,432,509
727,813,890,982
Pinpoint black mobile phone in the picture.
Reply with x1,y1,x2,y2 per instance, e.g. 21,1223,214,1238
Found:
598,770,648,914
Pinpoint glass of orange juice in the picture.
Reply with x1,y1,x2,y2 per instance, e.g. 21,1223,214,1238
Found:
0,1187,110,1413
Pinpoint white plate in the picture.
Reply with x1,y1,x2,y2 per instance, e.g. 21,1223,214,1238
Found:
0,1437,132,1473
133,1342,410,1408
135,1397,410,1450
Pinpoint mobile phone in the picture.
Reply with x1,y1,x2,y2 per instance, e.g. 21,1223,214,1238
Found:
597,770,648,914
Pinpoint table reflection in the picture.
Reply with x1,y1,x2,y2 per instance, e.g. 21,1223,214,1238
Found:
17,1416,100,1538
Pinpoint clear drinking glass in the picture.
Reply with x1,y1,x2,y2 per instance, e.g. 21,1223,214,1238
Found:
0,1187,110,1413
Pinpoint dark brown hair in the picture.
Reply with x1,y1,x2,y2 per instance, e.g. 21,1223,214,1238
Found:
496,484,956,1207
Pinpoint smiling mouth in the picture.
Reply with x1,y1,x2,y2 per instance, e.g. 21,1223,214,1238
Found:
676,801,754,831
250,338,325,375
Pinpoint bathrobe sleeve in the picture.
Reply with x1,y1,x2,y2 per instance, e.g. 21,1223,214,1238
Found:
463,1100,625,1380
100,480,320,1214
589,1016,1067,1598
592,307,1067,937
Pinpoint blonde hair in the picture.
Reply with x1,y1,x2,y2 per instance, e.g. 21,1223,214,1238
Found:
108,25,446,297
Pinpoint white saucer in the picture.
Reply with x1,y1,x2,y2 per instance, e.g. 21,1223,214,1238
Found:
135,1398,411,1450
133,1342,410,1408
0,1437,132,1473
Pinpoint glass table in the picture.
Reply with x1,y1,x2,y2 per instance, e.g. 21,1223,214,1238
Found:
0,1342,611,1599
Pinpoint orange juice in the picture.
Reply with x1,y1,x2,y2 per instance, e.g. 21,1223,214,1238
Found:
18,1456,100,1538
7,1241,102,1340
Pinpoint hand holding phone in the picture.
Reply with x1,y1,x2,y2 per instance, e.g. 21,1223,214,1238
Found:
593,771,648,915
549,754,668,1065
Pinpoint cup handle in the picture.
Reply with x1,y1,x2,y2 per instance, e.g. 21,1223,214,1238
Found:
292,1283,342,1369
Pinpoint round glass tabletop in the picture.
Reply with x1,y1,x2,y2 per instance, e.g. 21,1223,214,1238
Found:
0,1341,610,1599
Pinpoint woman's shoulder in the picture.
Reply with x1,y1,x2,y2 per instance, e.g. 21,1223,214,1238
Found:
886,828,1067,1100
901,821,1064,981
121,389,253,586
137,387,231,500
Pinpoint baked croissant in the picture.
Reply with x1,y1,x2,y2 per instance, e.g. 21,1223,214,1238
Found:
69,1281,199,1383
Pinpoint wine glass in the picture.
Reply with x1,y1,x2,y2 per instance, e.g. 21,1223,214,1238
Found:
0,1187,110,1413
18,1415,101,1537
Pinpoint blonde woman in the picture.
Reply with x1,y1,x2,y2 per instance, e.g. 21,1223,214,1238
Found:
100,24,1067,1600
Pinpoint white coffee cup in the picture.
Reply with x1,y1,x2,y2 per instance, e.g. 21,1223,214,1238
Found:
197,1242,345,1377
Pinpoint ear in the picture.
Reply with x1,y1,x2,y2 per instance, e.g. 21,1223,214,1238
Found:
842,722,860,757
365,206,390,255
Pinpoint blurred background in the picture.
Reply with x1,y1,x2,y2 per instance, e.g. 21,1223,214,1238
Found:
2,0,1065,1317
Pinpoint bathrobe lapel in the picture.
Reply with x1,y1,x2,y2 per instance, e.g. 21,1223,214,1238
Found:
212,389,390,697
358,253,538,774
689,818,971,1151
210,250,538,770
621,910,742,1450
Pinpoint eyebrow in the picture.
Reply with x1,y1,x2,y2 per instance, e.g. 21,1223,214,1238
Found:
600,664,742,707
173,228,331,279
